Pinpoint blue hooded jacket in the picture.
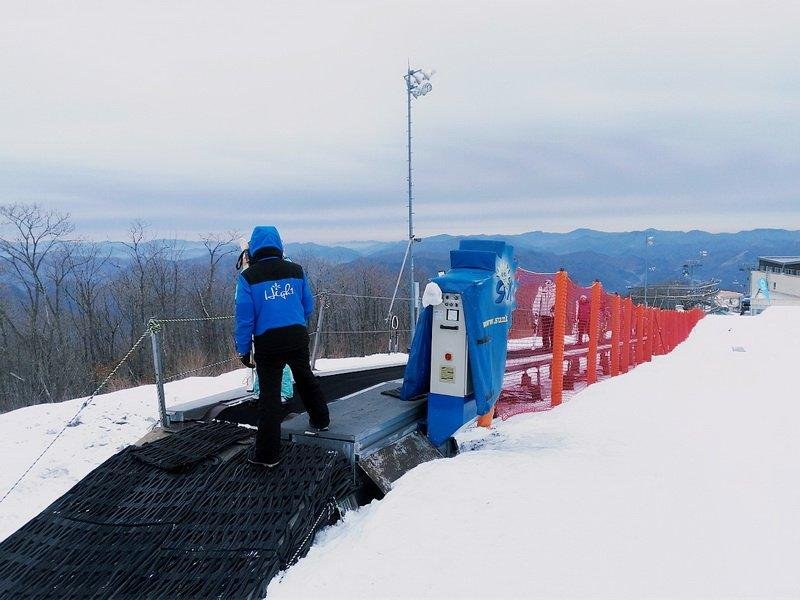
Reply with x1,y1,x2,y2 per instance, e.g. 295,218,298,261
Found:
234,226,315,355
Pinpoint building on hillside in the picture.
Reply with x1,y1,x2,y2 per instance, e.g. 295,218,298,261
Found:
749,256,800,314
715,290,743,313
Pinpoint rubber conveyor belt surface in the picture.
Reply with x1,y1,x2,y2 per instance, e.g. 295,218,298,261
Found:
0,422,357,599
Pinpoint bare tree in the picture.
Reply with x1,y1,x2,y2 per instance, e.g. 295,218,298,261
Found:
197,231,239,317
0,206,404,412
64,242,114,388
0,203,77,404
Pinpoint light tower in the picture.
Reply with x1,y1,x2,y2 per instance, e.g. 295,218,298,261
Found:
644,234,655,306
404,66,434,339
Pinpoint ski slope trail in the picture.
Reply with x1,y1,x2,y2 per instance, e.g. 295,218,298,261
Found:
268,308,800,599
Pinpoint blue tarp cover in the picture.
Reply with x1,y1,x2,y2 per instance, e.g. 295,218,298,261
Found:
401,241,516,415
399,306,432,401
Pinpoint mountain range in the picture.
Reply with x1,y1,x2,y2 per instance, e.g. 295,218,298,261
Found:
80,228,800,293
284,228,800,293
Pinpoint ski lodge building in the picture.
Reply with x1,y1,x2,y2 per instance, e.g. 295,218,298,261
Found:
749,256,800,314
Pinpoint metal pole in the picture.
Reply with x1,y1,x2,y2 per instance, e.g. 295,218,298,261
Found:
310,293,326,370
149,320,169,428
644,235,648,307
406,73,416,341
385,236,414,323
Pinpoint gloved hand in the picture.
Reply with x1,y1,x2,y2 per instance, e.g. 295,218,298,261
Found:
240,353,255,368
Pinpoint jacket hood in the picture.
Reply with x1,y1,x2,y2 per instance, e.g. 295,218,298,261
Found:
249,226,284,256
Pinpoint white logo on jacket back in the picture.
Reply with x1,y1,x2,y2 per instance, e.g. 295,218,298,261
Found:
265,282,295,300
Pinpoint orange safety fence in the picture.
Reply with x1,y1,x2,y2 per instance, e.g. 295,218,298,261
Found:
495,268,704,420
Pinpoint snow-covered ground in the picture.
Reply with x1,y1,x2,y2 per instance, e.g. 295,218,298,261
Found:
0,352,407,542
4,310,800,598
314,353,407,373
268,308,800,599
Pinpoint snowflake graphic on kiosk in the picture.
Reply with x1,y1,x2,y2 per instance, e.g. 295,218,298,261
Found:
495,257,514,305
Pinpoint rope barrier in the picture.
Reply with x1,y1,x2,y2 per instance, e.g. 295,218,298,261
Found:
163,357,240,382
324,329,412,335
0,325,153,505
0,299,410,505
325,293,412,301
150,315,235,324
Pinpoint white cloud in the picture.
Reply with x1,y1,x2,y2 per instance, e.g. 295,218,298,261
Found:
0,0,798,240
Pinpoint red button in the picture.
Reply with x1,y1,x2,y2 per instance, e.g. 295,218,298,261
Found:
445,353,452,361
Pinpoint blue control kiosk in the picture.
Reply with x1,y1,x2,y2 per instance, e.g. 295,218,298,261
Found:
401,240,516,447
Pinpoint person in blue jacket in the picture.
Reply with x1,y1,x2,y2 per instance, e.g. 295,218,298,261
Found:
235,226,329,467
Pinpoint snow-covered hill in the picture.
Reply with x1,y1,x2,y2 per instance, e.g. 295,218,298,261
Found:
3,310,799,599
268,308,800,599
0,354,406,542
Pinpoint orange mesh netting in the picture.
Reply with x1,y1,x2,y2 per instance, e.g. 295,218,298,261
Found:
495,268,703,420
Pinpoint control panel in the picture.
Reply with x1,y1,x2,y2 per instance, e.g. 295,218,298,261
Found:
430,293,471,397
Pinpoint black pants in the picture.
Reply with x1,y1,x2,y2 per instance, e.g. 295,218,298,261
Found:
253,344,329,463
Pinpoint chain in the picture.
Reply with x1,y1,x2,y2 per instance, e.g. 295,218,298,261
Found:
0,325,153,505
163,357,240,382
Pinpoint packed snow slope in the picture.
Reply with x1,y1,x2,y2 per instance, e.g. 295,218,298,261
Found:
268,308,800,600
0,353,406,542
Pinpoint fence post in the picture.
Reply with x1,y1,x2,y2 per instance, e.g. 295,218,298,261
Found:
668,311,675,351
310,292,327,370
675,311,680,348
626,298,635,367
653,309,664,355
636,304,645,365
674,312,679,348
652,309,660,355
620,297,631,373
610,293,621,377
551,269,568,407
586,280,601,385
477,407,495,429
148,319,169,428
645,307,654,361
630,302,636,367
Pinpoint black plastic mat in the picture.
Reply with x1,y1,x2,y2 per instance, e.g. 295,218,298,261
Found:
117,444,353,599
0,423,357,599
131,420,253,472
51,449,220,526
0,514,171,598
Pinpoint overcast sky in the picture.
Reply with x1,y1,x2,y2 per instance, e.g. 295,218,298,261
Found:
1,1,798,243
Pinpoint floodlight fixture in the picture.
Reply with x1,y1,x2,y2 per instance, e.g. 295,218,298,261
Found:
406,67,435,97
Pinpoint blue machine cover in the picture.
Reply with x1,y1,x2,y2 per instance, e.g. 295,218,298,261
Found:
399,306,432,401
401,240,517,415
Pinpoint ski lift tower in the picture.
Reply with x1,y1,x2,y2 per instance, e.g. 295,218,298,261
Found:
684,251,708,283
404,65,434,340
683,249,708,294
644,234,655,306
